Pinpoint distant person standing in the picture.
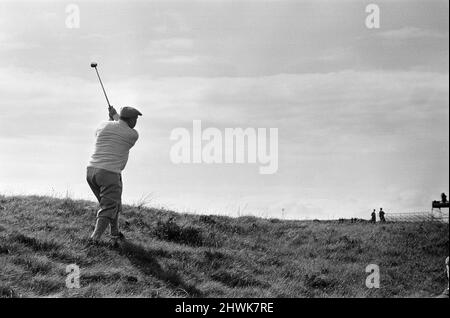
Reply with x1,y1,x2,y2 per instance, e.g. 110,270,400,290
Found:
442,193,448,204
379,208,386,223
371,209,376,223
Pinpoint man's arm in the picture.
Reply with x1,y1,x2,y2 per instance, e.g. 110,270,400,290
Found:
108,106,120,121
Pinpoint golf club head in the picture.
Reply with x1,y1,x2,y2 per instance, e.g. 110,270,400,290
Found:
90,62,98,68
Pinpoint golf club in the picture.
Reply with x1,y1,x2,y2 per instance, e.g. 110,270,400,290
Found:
90,62,111,108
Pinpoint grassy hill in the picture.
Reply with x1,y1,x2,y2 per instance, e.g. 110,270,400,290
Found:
0,194,448,298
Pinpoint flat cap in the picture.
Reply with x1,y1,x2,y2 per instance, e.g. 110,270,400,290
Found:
119,106,142,118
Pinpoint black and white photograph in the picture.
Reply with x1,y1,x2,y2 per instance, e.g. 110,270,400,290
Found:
0,0,449,307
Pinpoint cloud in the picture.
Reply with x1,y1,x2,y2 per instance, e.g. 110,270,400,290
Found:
147,38,194,52
0,32,40,51
156,12,192,33
154,55,202,64
2,66,447,155
144,37,196,63
0,64,447,217
0,0,448,219
376,27,447,41
142,37,201,65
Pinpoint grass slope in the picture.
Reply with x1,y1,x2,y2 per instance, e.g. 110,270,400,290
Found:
0,194,448,298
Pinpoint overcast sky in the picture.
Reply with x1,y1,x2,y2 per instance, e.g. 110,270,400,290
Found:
0,0,448,219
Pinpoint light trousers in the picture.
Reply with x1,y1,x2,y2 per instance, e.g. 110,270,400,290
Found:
86,166,122,239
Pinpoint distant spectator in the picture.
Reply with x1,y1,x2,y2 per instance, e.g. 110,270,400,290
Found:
371,209,376,223
379,208,386,223
442,193,448,204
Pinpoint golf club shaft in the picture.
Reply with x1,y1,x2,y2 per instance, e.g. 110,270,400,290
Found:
94,67,111,107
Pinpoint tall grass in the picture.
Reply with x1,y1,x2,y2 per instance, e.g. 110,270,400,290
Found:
0,194,448,298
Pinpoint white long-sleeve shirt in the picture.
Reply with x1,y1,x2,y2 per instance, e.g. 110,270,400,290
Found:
88,119,139,173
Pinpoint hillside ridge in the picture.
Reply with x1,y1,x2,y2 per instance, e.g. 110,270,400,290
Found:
0,194,448,298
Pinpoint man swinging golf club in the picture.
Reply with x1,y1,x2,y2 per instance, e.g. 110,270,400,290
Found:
87,62,142,246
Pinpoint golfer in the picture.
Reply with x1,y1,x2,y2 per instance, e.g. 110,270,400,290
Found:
86,105,142,245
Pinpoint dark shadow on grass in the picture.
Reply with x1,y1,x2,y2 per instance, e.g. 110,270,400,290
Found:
9,233,60,252
118,240,202,297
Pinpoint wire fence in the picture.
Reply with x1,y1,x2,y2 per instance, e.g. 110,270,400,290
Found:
386,210,449,223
